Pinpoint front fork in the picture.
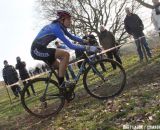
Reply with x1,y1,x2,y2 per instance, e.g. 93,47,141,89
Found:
88,59,106,82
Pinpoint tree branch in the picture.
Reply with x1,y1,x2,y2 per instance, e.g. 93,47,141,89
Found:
135,0,154,9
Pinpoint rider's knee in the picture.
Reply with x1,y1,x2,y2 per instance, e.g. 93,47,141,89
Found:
64,51,70,58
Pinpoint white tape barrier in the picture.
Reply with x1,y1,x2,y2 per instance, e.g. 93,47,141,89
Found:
4,45,123,88
5,71,49,88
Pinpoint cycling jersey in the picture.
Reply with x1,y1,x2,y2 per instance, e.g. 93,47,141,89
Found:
32,21,85,51
31,20,85,65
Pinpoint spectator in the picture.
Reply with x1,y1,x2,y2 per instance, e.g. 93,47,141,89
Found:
82,30,98,46
2,60,21,98
55,41,76,80
44,64,50,71
99,25,122,69
124,7,152,62
34,67,41,74
151,0,160,36
15,57,36,96
41,65,47,72
82,30,106,72
29,70,33,76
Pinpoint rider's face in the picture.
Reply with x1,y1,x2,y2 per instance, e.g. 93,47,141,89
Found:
63,17,72,28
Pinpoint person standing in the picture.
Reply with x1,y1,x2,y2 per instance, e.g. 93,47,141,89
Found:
124,7,152,62
151,0,160,36
82,30,98,46
15,57,36,96
2,60,21,98
99,25,122,69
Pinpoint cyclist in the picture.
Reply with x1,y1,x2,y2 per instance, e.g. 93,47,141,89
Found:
31,10,100,88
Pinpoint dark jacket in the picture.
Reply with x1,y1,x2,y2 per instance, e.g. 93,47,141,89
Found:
99,30,117,49
15,61,29,80
3,65,19,85
124,13,144,37
82,34,98,46
82,34,98,55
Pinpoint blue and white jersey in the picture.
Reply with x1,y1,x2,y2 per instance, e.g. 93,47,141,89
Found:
33,21,85,51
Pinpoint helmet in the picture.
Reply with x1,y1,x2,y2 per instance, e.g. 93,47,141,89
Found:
57,10,71,19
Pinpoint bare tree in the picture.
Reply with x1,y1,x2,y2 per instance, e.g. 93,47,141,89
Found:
135,0,154,9
36,0,141,44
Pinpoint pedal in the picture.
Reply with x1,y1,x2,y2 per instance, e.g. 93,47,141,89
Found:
66,92,75,102
59,85,75,102
59,87,67,96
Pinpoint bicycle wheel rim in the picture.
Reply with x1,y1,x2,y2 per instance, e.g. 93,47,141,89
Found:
21,78,65,118
83,58,126,100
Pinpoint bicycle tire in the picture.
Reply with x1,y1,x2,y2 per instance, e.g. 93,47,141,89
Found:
83,58,126,100
21,78,65,118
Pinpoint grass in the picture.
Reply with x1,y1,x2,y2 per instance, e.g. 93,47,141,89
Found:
0,48,160,130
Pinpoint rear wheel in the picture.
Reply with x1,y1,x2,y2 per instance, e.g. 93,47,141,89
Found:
21,78,65,118
83,58,126,100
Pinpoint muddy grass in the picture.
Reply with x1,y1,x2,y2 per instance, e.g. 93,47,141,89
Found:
1,51,160,130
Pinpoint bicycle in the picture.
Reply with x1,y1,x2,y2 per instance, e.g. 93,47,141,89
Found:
21,51,126,118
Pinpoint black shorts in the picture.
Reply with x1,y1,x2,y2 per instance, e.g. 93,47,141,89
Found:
31,44,56,65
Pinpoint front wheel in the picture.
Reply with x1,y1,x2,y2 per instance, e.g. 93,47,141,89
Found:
83,58,126,100
21,78,65,118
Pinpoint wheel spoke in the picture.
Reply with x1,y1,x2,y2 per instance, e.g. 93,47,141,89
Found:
21,78,65,118
84,58,126,99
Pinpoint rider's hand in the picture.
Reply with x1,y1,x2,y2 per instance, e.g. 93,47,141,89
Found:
85,45,102,53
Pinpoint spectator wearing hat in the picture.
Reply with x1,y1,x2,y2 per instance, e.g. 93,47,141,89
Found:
124,7,152,62
3,60,21,98
15,57,36,96
99,25,122,69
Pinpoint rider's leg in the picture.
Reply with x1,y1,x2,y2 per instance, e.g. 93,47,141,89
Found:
53,59,60,69
54,49,70,86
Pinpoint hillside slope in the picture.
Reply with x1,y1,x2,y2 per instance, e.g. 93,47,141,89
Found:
0,49,160,130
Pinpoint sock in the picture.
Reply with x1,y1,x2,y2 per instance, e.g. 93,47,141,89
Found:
58,77,64,86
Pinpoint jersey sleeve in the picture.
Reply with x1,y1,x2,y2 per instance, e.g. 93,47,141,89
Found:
52,24,85,51
63,29,83,43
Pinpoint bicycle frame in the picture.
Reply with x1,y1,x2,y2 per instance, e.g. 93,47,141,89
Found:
42,52,105,99
72,52,106,84
21,51,126,118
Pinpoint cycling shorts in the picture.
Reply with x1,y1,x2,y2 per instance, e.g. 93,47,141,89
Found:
31,43,56,65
